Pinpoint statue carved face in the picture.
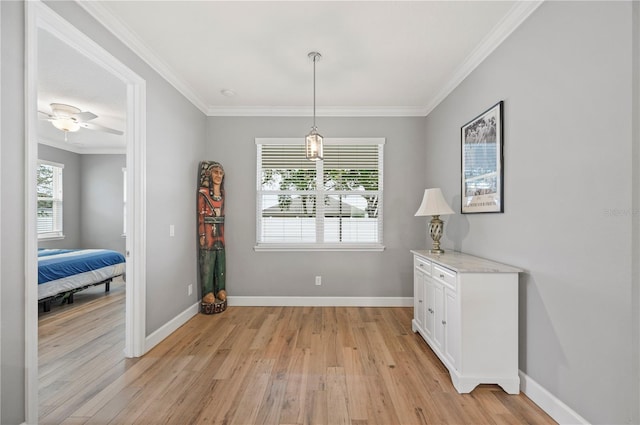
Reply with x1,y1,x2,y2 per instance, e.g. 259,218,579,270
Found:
209,166,224,186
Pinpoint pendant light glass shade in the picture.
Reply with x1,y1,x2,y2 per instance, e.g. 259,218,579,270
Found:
306,52,323,161
306,127,323,161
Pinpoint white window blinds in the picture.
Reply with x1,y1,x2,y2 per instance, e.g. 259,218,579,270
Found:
256,138,384,251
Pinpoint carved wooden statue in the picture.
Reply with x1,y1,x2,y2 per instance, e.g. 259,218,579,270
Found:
197,161,227,314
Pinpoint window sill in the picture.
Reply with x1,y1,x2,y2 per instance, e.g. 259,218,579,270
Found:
254,243,385,252
38,234,65,241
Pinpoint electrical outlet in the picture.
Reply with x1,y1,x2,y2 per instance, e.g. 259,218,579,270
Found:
188,284,193,296
315,276,322,286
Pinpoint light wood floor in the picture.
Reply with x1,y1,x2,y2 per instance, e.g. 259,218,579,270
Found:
39,288,556,425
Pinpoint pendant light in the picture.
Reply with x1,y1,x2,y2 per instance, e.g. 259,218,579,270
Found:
305,51,323,161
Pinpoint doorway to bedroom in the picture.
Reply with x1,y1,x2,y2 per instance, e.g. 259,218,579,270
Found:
26,2,147,423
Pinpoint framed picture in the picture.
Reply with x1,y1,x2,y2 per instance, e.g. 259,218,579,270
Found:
461,101,504,214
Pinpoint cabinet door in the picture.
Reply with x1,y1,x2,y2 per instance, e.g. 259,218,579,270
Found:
423,275,435,341
432,282,444,352
443,288,460,370
413,269,426,331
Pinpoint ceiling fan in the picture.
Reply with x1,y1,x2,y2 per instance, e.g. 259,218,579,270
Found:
39,103,124,141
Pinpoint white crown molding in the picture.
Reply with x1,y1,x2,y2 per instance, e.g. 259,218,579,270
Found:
38,136,126,155
77,1,209,115
423,0,544,116
207,106,427,117
78,0,542,118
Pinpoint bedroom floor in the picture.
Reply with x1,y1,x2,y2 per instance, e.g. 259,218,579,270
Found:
38,289,557,425
38,276,126,316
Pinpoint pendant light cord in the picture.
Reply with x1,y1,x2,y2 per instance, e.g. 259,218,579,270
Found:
312,54,317,129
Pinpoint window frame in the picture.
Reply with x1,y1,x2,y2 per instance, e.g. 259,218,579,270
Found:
255,137,385,252
37,160,65,240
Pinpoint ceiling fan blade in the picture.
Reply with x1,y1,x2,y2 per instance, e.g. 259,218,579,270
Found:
79,122,124,135
38,110,54,120
73,111,98,122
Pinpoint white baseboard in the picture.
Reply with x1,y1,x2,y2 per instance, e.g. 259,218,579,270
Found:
144,302,199,353
227,296,413,307
519,370,590,425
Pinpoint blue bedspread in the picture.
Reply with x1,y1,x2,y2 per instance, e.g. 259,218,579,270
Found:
38,249,126,285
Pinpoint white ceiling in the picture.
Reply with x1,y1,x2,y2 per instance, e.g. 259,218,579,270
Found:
38,1,541,152
38,27,127,153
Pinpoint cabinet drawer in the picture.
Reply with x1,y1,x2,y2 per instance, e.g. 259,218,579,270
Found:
433,264,456,289
414,257,431,276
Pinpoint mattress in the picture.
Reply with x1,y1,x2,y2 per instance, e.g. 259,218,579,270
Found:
38,248,126,300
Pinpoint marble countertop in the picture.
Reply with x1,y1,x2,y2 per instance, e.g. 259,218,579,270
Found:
411,250,523,273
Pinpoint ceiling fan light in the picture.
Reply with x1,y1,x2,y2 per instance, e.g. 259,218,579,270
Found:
51,118,80,133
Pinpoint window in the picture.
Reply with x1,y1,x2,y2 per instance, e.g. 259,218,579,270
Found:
37,160,64,239
256,138,384,251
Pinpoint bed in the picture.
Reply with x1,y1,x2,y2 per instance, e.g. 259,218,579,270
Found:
38,248,126,312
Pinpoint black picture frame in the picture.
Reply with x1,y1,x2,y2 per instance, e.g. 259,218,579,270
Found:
461,101,504,214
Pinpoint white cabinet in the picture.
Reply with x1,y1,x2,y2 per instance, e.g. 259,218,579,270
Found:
411,250,521,394
413,262,427,331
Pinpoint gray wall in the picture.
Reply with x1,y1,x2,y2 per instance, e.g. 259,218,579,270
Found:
206,117,426,298
43,0,207,339
37,144,81,249
80,154,125,254
1,2,207,423
37,146,126,254
424,2,637,424
3,1,637,424
1,2,27,423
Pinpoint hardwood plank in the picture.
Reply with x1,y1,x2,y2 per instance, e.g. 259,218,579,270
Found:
326,367,349,425
40,298,558,425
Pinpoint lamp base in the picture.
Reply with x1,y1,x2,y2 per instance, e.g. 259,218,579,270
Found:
429,215,446,254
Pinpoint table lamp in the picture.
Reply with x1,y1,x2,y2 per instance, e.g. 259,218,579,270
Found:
415,188,454,254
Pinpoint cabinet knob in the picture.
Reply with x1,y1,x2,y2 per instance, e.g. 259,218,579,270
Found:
442,320,446,325
418,300,423,303
439,274,445,279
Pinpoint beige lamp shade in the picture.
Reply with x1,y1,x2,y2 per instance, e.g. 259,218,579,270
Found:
415,188,454,216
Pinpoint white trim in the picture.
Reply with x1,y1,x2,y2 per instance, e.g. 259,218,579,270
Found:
208,106,426,117
25,4,40,422
37,234,65,241
38,136,126,155
423,1,543,116
144,302,199,353
254,244,384,252
124,70,147,358
228,296,413,308
256,138,384,249
76,1,208,115
26,2,147,422
37,158,64,168
76,2,541,118
519,370,590,425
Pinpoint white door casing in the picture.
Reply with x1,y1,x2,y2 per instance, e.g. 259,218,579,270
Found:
25,1,147,423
